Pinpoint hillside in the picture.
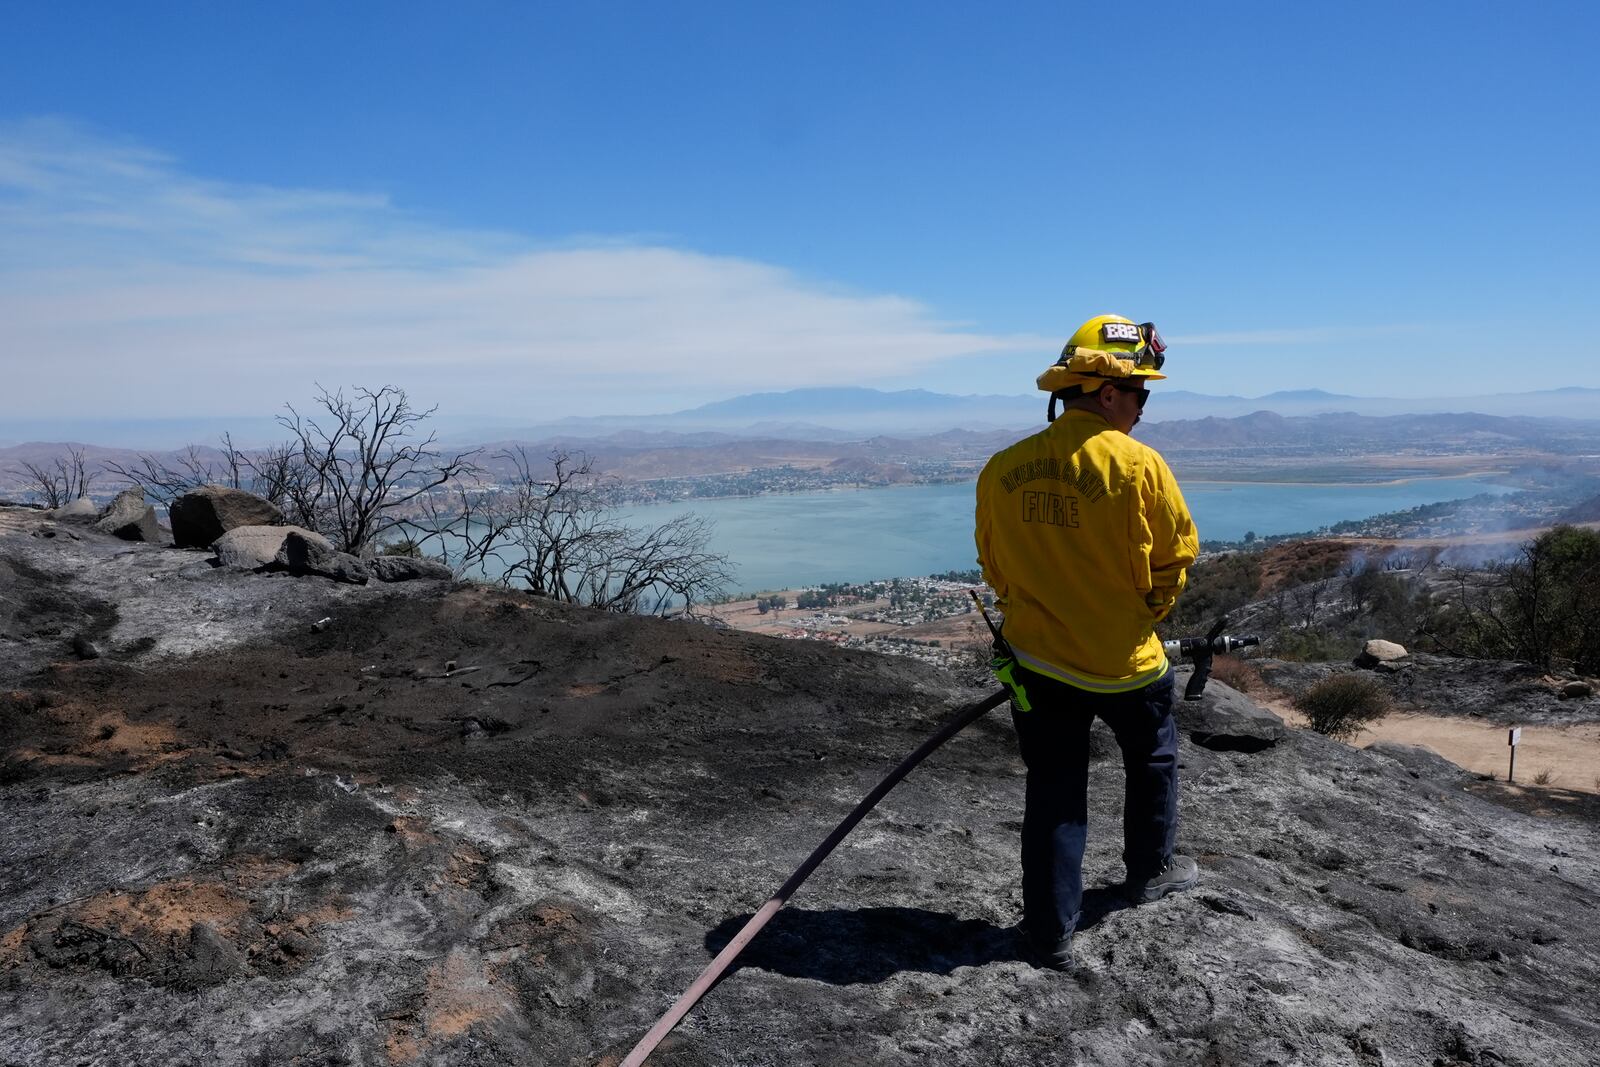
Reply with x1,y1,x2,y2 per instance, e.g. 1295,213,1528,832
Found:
8,410,1600,504
2,506,1599,1065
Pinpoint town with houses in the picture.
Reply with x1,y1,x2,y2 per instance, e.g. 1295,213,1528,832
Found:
711,571,994,673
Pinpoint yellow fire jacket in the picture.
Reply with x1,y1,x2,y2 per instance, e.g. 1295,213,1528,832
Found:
975,409,1199,693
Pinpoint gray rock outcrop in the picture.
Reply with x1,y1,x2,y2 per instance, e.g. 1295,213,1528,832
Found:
170,486,282,548
1365,740,1474,786
93,488,163,543
367,555,454,583
213,525,331,571
1171,672,1288,751
0,507,445,678
274,531,369,584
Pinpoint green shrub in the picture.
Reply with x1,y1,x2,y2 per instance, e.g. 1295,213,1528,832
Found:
1424,526,1600,671
1294,674,1392,740
1273,628,1359,663
379,536,424,558
1164,551,1263,635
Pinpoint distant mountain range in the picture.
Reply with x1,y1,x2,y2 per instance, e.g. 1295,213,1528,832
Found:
449,385,1600,443
1155,386,1600,421
1137,410,1600,453
3,385,1597,450
9,408,1600,500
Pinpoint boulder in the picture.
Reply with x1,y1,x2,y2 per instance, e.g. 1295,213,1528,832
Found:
48,497,99,522
367,555,454,583
1355,639,1409,669
170,487,282,548
274,531,369,585
1171,673,1289,752
1561,680,1594,699
213,525,330,571
93,488,164,543
183,922,247,986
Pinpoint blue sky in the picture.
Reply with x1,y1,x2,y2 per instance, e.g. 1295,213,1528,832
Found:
2,2,1597,421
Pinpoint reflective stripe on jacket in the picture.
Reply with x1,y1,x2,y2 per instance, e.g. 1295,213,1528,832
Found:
975,409,1198,693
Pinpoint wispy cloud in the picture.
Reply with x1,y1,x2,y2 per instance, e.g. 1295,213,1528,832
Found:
1171,324,1428,346
0,118,1045,417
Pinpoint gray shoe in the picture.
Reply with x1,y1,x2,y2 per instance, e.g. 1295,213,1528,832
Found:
1124,855,1199,903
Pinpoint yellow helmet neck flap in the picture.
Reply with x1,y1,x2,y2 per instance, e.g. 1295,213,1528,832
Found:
1036,348,1136,393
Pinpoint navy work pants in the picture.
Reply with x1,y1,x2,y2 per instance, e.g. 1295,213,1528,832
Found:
1009,669,1179,944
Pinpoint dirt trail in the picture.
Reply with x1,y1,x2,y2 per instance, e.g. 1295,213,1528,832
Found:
1261,696,1600,794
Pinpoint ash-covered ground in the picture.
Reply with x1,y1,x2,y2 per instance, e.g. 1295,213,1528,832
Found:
3,506,1599,1066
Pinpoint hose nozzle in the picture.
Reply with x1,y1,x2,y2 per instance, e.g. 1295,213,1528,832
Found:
1161,616,1260,700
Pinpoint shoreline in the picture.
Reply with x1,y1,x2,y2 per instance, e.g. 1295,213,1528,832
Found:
619,468,1518,507
1185,469,1515,489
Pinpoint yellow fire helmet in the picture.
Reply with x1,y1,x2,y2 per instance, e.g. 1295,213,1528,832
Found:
1036,314,1169,396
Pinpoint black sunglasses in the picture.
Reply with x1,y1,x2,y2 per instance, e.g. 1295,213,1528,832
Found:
1109,381,1151,409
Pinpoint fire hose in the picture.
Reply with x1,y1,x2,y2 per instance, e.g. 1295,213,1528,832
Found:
618,617,1257,1065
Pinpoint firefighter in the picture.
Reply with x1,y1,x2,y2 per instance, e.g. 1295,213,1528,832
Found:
974,314,1200,970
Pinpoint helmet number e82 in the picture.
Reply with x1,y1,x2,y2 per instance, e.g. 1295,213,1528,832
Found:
1102,322,1142,343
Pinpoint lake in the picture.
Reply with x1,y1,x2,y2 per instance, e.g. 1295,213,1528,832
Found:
614,475,1519,595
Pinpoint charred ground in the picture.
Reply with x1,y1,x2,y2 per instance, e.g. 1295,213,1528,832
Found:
2,506,1599,1066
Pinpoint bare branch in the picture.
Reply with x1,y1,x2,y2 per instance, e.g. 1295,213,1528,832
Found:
11,448,96,507
399,446,730,613
102,444,224,506
271,384,482,554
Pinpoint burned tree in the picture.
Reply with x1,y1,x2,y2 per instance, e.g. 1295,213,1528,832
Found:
406,447,731,615
273,385,481,555
1424,526,1600,672
11,446,96,507
102,443,240,506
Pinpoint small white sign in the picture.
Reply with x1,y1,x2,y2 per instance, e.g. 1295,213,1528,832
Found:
1509,727,1522,746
